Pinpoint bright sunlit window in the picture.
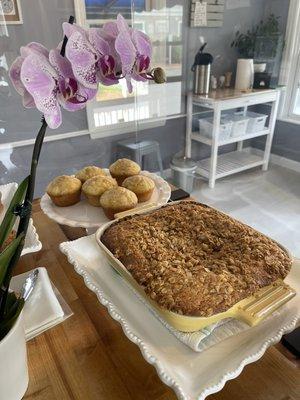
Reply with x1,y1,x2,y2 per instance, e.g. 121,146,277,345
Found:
75,0,184,137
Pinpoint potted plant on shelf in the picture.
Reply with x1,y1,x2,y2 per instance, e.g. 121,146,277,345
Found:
231,14,283,89
231,14,282,59
0,14,165,400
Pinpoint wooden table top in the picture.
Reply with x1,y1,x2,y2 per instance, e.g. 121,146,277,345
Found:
16,200,299,400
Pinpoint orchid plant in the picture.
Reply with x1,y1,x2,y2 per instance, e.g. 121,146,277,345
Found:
9,14,165,129
0,14,165,339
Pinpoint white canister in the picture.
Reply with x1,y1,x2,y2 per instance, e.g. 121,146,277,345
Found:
0,313,29,400
235,59,254,90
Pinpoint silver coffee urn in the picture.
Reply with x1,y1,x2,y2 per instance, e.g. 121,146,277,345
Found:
192,43,213,95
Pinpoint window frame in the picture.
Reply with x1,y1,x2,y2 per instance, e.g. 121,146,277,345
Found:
278,0,300,124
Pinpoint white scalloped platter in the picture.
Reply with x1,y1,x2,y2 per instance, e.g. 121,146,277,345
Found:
41,171,171,228
60,235,300,400
0,183,42,256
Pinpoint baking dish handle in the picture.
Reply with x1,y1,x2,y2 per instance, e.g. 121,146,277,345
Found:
234,281,296,327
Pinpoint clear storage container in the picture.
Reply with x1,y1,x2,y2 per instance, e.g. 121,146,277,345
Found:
234,111,268,134
245,111,268,133
229,114,249,137
199,117,233,141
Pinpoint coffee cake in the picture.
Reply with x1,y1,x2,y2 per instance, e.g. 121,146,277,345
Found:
101,202,292,317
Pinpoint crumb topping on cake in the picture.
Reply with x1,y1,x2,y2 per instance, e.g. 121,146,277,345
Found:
101,202,292,317
100,187,138,209
122,175,155,193
46,175,81,196
109,158,141,176
82,176,117,196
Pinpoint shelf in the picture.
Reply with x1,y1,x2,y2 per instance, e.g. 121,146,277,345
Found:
191,129,269,146
191,89,277,105
196,150,264,179
186,89,279,187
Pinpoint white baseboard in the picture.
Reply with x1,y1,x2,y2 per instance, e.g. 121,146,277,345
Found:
245,147,300,173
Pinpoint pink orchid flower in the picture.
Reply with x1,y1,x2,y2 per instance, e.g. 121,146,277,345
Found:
9,16,165,130
115,14,152,92
49,49,97,111
9,42,49,108
63,22,121,88
10,42,96,129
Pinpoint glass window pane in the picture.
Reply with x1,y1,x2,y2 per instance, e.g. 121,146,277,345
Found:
86,0,185,134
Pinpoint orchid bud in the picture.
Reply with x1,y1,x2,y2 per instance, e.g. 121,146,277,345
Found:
152,67,166,84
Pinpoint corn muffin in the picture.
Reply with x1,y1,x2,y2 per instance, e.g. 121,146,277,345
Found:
75,166,106,183
122,175,155,202
82,175,117,207
100,187,138,219
101,201,292,317
109,158,141,185
46,175,82,207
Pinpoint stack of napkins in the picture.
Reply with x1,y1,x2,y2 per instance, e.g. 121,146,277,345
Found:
10,267,66,340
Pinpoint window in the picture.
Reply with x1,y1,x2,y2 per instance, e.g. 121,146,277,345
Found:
75,0,185,138
278,0,300,123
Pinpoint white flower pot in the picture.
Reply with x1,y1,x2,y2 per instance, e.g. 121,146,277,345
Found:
0,313,29,400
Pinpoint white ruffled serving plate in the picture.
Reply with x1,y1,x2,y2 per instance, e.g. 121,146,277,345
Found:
60,235,300,400
0,183,42,256
41,171,171,228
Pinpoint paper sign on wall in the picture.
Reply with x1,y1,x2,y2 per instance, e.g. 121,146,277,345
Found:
194,1,207,27
190,0,224,28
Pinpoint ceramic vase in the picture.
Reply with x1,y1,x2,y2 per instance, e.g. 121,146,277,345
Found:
0,313,29,400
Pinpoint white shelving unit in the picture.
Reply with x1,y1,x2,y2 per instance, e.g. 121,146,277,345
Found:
186,88,280,188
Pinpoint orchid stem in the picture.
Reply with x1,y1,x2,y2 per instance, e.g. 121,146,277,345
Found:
0,16,75,319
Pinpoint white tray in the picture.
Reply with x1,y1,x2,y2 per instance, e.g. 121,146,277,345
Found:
0,183,42,256
41,171,171,228
60,235,300,400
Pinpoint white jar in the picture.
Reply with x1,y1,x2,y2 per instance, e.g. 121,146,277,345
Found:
235,59,254,90
0,313,28,400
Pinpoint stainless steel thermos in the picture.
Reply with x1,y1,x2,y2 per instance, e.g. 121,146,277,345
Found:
192,43,213,95
193,64,211,95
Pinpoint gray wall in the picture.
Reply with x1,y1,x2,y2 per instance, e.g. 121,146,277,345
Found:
253,120,300,162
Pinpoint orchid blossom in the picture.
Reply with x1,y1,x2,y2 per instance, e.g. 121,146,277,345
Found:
63,22,121,88
9,14,166,129
9,42,49,109
115,14,153,92
10,42,97,128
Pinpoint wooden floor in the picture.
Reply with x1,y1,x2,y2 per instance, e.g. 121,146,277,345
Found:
17,201,299,400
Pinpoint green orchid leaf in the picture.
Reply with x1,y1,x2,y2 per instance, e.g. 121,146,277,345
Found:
0,233,24,288
3,291,23,320
0,176,29,249
0,292,24,341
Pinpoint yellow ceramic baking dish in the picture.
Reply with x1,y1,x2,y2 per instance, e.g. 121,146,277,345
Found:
95,201,296,332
